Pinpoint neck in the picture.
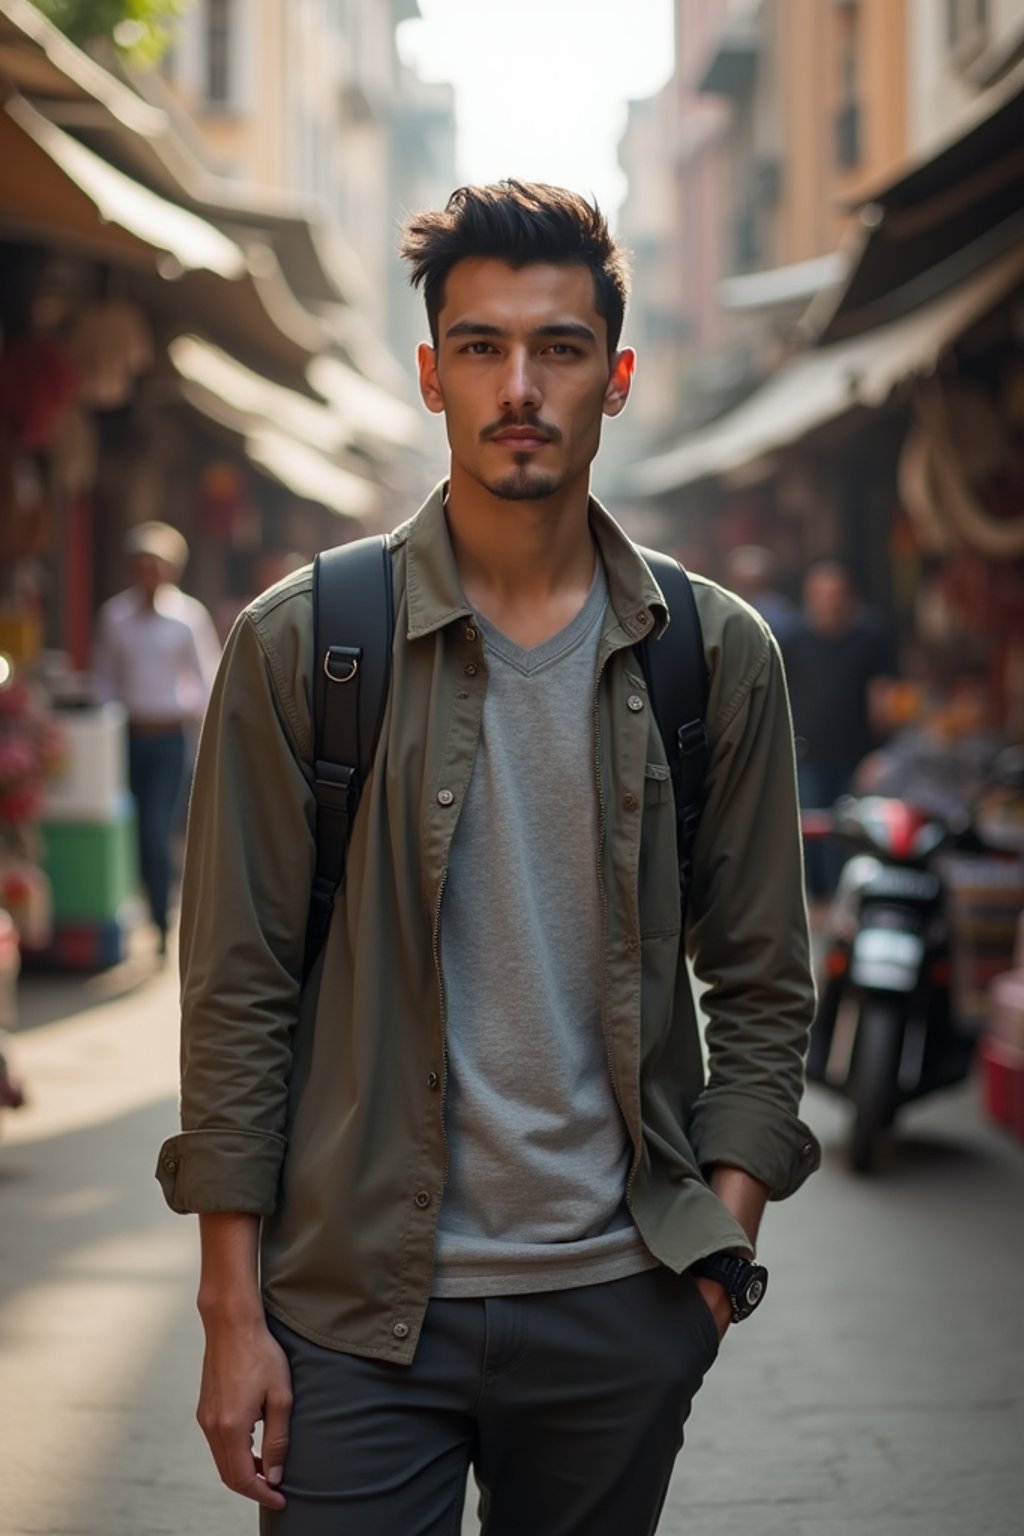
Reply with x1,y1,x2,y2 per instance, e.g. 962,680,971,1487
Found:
136,584,165,611
443,462,598,649
445,461,595,602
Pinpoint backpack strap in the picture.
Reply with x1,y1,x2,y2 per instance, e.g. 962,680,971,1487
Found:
635,548,709,916
305,534,394,975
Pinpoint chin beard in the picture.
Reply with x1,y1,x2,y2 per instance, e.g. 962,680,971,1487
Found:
487,463,561,502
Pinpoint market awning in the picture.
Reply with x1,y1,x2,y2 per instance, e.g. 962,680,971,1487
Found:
812,65,1024,342
3,94,245,279
0,0,164,136
246,430,376,520
635,240,1024,495
0,0,367,313
307,355,424,450
169,335,377,520
719,252,847,313
169,335,348,453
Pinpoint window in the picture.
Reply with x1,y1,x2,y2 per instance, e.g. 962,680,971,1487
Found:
834,100,861,168
834,12,862,170
947,0,989,58
206,0,232,108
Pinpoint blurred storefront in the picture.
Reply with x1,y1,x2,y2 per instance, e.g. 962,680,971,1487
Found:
634,64,1024,742
0,0,426,966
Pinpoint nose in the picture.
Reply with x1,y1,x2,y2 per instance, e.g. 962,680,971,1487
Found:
498,346,541,414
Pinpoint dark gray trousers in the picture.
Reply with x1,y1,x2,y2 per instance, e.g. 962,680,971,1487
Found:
261,1266,720,1536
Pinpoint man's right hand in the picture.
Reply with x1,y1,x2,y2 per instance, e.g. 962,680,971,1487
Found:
196,1313,293,1511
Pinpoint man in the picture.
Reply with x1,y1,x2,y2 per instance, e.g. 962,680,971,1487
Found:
724,544,801,641
781,560,898,898
94,522,220,956
157,182,819,1535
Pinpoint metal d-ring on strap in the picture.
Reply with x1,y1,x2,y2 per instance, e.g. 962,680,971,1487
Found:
324,647,360,684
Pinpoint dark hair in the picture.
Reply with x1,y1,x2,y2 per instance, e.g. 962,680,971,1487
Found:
399,180,630,352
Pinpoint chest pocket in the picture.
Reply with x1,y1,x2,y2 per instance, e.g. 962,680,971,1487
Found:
643,761,672,806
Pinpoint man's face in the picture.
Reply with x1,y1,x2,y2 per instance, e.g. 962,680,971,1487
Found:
130,552,174,599
804,569,852,636
417,258,634,502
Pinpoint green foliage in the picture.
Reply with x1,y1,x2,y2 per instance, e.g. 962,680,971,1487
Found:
31,0,193,67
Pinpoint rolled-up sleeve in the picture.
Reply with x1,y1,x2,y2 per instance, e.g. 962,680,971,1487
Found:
155,594,316,1214
686,618,821,1199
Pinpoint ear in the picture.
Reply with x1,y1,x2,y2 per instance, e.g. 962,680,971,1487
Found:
417,342,445,416
603,348,636,418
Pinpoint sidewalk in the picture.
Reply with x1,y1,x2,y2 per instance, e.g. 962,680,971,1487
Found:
3,954,1023,1536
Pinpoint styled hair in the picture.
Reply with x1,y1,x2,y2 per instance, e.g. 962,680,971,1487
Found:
399,180,630,352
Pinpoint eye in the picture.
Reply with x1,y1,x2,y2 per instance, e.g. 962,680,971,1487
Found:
460,341,497,355
545,343,581,357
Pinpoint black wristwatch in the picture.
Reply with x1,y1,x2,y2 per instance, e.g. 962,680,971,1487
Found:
690,1252,769,1322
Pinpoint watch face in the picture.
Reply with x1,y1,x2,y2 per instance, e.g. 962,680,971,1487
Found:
744,1276,765,1309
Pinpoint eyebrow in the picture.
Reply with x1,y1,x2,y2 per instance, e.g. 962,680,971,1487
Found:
444,320,598,344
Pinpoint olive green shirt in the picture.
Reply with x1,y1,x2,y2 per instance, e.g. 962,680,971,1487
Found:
156,484,821,1364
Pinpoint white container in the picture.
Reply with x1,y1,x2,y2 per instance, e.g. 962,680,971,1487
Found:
43,701,129,822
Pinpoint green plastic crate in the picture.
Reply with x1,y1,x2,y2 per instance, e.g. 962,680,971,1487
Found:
40,800,139,923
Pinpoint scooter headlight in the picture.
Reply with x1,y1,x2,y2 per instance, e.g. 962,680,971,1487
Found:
910,822,946,859
827,855,883,942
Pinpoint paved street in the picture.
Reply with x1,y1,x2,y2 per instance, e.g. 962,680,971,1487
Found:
3,952,1023,1536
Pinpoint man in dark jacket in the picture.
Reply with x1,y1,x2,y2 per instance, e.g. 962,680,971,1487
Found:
782,560,898,897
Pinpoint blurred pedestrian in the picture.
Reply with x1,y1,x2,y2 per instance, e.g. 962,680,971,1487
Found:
724,544,801,640
158,181,819,1534
781,559,898,897
93,522,220,956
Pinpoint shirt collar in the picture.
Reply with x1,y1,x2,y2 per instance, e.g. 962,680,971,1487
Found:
394,479,668,644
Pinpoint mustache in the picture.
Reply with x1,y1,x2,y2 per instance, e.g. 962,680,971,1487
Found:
480,414,562,444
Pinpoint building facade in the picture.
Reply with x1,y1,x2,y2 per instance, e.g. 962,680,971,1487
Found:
163,0,455,368
909,0,1024,155
619,0,917,446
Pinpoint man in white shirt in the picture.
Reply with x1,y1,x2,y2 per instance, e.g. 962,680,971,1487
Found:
94,522,220,956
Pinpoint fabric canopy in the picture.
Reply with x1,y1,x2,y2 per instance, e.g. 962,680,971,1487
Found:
169,335,377,521
5,94,244,279
635,240,1024,494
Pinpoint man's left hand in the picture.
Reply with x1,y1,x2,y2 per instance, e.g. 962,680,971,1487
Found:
694,1276,732,1342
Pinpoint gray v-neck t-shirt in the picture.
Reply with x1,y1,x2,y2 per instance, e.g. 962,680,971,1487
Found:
433,564,655,1297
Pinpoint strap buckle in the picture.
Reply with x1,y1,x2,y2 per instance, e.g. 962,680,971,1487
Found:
314,761,358,814
324,645,361,684
677,719,708,756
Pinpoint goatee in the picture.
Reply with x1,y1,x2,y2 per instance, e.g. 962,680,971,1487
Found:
488,467,560,502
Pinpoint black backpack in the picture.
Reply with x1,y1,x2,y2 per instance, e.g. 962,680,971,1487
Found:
305,536,708,974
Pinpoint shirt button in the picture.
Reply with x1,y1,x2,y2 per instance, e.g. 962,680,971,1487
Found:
464,663,478,676
627,695,645,713
636,609,650,625
801,1141,815,1158
626,937,639,954
163,1156,178,1172
427,1071,439,1089
392,1321,410,1340
465,626,478,642
623,793,638,811
437,789,455,806
414,1190,432,1208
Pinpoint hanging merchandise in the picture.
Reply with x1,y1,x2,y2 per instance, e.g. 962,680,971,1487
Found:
0,337,79,450
49,404,99,500
899,380,1024,562
66,301,154,411
0,671,65,856
198,460,258,545
940,551,1024,639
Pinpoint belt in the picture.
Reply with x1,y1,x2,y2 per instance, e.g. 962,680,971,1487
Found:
128,719,186,736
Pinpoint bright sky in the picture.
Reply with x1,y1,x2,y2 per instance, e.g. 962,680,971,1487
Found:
396,0,675,223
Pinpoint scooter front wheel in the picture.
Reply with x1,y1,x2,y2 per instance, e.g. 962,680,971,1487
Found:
849,997,905,1174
